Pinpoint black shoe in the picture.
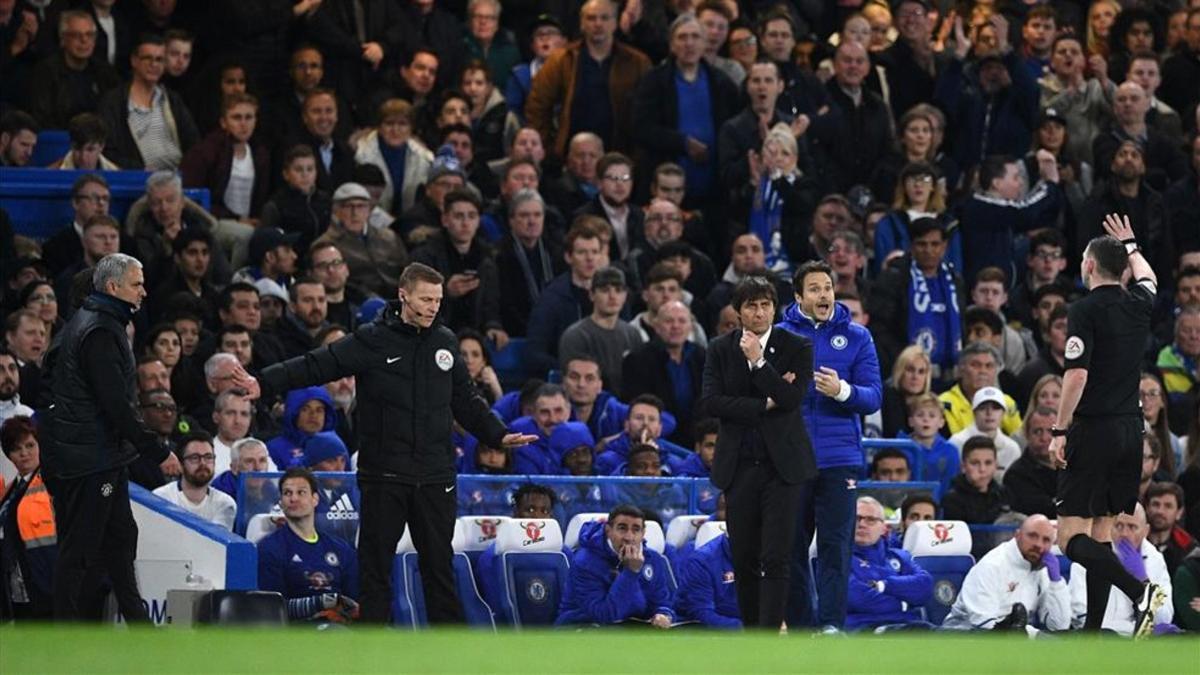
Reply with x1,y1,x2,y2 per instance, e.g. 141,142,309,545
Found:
994,603,1028,631
1132,583,1167,640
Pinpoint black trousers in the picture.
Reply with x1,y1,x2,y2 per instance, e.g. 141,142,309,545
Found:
357,479,462,625
725,459,802,629
48,467,149,623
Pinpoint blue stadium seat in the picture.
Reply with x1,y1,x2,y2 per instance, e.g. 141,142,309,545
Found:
489,518,569,627
563,512,608,550
391,522,497,629
0,167,210,241
31,130,70,167
488,338,528,389
903,520,975,626
664,515,708,579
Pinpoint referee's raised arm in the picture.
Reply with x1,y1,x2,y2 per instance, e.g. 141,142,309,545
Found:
1102,213,1157,290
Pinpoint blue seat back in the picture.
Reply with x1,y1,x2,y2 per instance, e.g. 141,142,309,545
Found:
30,130,70,167
500,551,570,627
488,338,528,389
391,552,496,629
912,555,974,625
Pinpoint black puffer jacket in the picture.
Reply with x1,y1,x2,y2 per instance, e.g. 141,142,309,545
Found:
259,301,508,483
43,293,167,480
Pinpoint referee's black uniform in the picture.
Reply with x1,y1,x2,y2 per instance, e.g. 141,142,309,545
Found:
1057,280,1154,517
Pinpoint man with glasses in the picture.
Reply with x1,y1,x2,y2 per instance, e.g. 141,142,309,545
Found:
42,174,111,278
575,151,644,261
463,0,519,90
846,496,932,631
1008,230,1071,330
309,241,369,330
97,32,198,170
29,10,119,128
152,430,237,530
315,182,408,297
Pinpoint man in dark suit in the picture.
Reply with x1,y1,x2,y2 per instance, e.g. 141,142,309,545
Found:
698,275,815,630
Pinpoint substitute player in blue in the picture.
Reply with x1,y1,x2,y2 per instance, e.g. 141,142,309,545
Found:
556,504,675,628
675,530,741,628
257,468,360,623
777,260,883,631
846,497,932,631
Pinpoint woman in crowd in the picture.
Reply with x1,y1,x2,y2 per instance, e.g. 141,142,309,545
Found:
1086,0,1121,59
870,108,958,210
871,161,961,276
1141,371,1182,478
460,60,519,166
1013,374,1062,448
880,345,934,439
457,328,504,406
1021,109,1092,230
354,98,434,216
0,416,55,620
19,281,60,345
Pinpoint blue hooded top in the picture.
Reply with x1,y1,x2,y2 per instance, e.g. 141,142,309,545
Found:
845,537,932,630
555,520,675,625
776,301,883,469
266,387,336,470
675,533,741,628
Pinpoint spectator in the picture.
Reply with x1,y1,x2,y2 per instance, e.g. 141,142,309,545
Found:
1093,82,1189,192
285,89,355,193
717,60,802,201
595,394,687,476
870,449,910,482
820,40,895,194
126,171,235,285
726,22,756,74
935,15,1039,171
398,146,469,242
201,282,286,380
355,99,434,216
960,154,1062,286
556,504,675,628
950,386,1021,480
1156,306,1200,410
97,33,199,170
898,392,960,494
0,110,37,168
52,216,121,321
147,228,219,326
871,161,963,278
505,14,565,123
460,59,518,166
846,496,933,631
696,1,743,86
267,386,335,471
575,152,644,261
152,430,237,531
525,219,606,377
257,468,359,624
474,483,557,609
495,187,564,337
743,123,820,277
1038,36,1113,166
0,415,56,620
1140,434,1164,504
1003,406,1059,518
305,0,405,123
411,189,503,337
0,348,34,484
868,218,965,384
260,146,332,256
962,306,1023,394
630,262,706,346
673,417,718,479
702,233,792,335
1127,53,1183,141
1146,482,1199,577
1068,503,1174,634
757,10,831,130
559,266,642,392
878,346,932,439
41,174,110,278
1141,372,1184,477
1017,5,1057,82
209,389,254,474
897,493,938,546
942,514,1070,631
28,10,120,128
457,329,502,406
180,93,271,225
628,200,718,304
361,46,440,124
544,132,603,217
621,301,706,447
631,13,738,203
510,383,573,475
939,341,1023,437
1079,140,1175,277
211,437,272,502
562,356,627,442
255,279,289,329
263,45,353,149
675,524,740,628
462,0,519,91
870,111,961,225
1153,265,1200,356
271,278,329,360
160,29,193,92
943,436,1012,556
314,183,409,297
525,0,651,159
50,113,119,171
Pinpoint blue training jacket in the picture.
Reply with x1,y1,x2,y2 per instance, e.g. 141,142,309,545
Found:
556,520,675,625
845,538,932,631
777,302,883,469
675,533,741,628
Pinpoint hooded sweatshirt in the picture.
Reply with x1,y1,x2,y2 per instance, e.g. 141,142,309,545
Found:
266,387,335,470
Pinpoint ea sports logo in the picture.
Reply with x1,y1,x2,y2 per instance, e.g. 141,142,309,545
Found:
435,348,454,371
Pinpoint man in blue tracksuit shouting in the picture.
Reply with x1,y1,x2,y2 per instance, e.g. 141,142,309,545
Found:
846,496,932,631
676,531,741,628
556,504,675,628
777,260,883,630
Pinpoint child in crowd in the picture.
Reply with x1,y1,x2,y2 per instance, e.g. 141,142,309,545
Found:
942,437,1012,560
897,393,960,494
949,387,1021,481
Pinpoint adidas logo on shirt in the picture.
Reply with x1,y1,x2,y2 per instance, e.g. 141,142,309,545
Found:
326,493,359,521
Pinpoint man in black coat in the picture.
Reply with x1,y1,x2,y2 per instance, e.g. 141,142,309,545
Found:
281,89,356,194
620,300,707,447
43,253,170,622
27,10,120,128
306,0,410,124
698,275,815,629
235,263,536,625
817,41,895,194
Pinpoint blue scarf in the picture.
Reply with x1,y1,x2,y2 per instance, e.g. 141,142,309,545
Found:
907,258,961,377
748,175,792,276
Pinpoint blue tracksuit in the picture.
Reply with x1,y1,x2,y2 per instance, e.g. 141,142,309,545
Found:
675,534,741,628
257,525,359,601
846,539,932,631
266,387,337,470
510,416,561,475
595,433,688,476
777,302,883,469
556,521,675,625
896,430,960,495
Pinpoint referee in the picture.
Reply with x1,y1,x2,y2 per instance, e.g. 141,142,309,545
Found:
1049,213,1166,638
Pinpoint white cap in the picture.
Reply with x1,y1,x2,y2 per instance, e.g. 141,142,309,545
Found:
332,182,371,203
254,277,289,303
971,386,1006,411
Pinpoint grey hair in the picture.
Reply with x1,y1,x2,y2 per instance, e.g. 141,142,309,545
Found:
230,437,266,463
507,188,545,217
958,340,1003,367
467,0,500,17
146,170,183,194
92,253,142,293
58,10,93,39
204,352,239,380
857,495,885,515
669,11,701,39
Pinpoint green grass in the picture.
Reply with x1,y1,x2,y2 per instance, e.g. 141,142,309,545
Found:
3,627,1199,674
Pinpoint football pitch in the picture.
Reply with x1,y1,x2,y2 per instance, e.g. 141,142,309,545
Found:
2,626,1198,674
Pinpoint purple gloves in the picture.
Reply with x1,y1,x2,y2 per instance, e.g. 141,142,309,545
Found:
1041,550,1062,582
1116,539,1148,582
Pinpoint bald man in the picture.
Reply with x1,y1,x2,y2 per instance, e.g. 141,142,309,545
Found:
943,514,1071,632
1068,504,1174,635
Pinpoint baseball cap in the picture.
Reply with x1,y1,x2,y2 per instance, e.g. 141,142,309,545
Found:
427,144,466,183
303,431,349,468
248,227,300,266
971,386,1007,411
531,13,563,35
254,277,289,303
1038,107,1066,126
549,422,595,457
590,266,626,291
332,182,372,203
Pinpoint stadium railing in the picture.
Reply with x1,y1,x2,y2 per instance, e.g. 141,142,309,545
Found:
1,167,211,241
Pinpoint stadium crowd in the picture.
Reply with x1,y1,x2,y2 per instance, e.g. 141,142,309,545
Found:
0,0,1198,632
